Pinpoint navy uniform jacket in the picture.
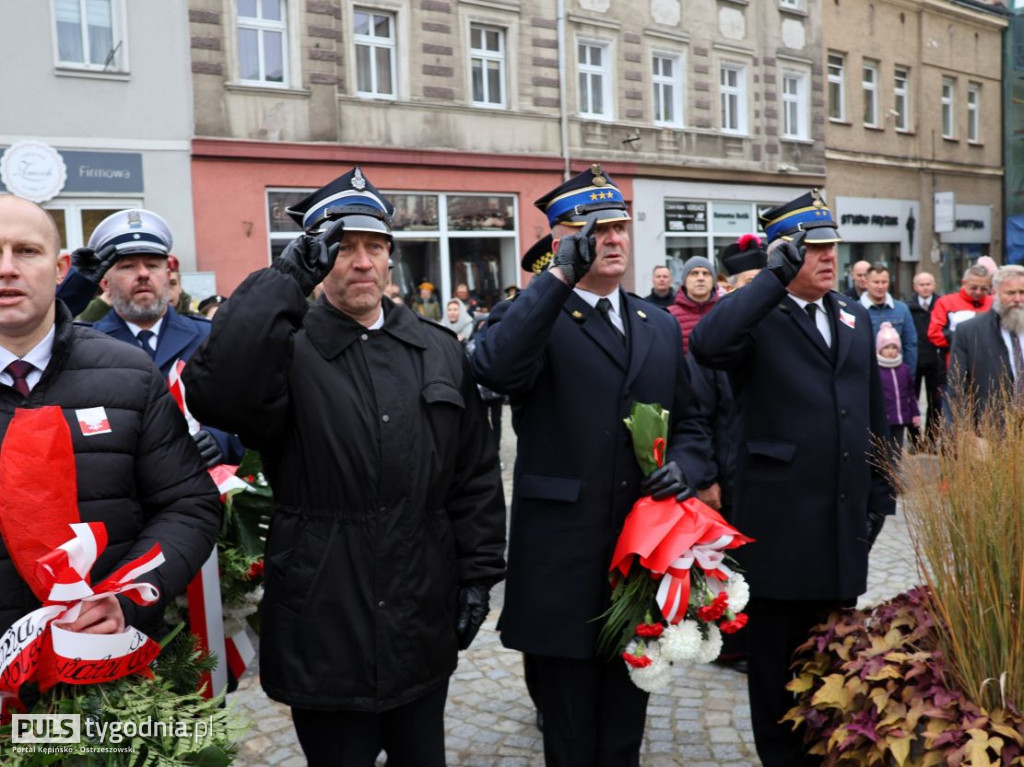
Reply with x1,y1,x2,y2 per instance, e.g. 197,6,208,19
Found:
471,271,708,658
690,270,894,602
58,268,244,463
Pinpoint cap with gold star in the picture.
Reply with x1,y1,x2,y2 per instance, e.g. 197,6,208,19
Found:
534,164,631,228
758,189,841,245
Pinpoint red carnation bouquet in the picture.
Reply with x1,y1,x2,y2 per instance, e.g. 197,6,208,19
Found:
598,402,754,692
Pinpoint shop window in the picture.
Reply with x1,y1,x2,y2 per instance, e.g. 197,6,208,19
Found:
44,200,140,251
54,0,125,72
267,188,312,263
236,0,288,85
663,200,762,279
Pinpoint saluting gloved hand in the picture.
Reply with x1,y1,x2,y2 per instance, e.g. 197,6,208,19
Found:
69,243,119,284
273,219,345,296
192,429,224,468
867,510,887,549
766,229,807,287
639,461,694,503
455,583,491,650
551,215,598,286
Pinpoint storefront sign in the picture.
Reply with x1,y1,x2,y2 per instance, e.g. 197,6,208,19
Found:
711,203,754,235
0,141,67,202
665,200,707,233
939,204,991,244
0,146,143,197
934,191,955,233
834,196,921,262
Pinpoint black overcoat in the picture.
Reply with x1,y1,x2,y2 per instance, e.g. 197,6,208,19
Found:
690,270,894,602
183,269,506,712
946,309,1013,422
471,271,708,658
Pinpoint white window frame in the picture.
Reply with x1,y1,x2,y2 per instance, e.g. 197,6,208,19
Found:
354,7,397,99
45,199,143,252
236,0,289,87
942,76,956,139
779,0,805,9
719,62,747,135
469,23,506,108
827,53,845,122
578,40,613,120
652,51,684,128
781,70,808,140
52,0,127,72
967,82,981,142
893,66,910,131
862,60,879,127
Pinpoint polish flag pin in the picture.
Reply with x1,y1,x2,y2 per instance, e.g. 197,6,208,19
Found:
75,407,112,436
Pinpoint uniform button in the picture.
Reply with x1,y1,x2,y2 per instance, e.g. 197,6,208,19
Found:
361,333,369,341
623,389,631,398
843,451,850,460
620,481,628,490
379,506,387,513
840,409,848,418
839,493,847,503
382,414,390,423
378,600,386,608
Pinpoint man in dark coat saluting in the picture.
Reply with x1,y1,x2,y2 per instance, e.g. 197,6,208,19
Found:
183,168,506,766
472,165,708,766
690,190,895,767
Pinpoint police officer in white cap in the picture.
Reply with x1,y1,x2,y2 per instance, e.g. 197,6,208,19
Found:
57,209,242,467
183,167,506,766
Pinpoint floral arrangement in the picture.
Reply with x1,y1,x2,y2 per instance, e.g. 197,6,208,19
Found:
599,402,753,692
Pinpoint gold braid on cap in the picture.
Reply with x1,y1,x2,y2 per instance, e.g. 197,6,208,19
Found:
533,251,554,274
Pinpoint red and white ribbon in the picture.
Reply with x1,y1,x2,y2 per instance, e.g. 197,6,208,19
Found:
656,535,735,624
0,523,165,718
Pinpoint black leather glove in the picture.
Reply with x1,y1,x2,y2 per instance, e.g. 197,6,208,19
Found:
867,510,887,548
639,461,694,503
193,429,224,468
551,215,598,286
766,229,807,286
70,243,119,284
455,584,491,651
273,219,345,295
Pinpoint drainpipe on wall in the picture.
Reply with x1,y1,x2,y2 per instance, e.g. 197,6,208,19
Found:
557,0,570,181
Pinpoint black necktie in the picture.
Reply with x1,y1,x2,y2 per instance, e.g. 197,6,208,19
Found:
804,303,830,348
1012,332,1024,401
137,330,157,359
596,298,624,344
5,360,33,398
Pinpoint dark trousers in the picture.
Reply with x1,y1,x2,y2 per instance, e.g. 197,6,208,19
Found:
291,682,448,767
747,597,850,767
908,362,945,447
890,424,906,450
526,653,649,767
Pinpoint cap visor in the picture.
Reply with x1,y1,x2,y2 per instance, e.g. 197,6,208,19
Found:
562,211,632,227
310,214,392,236
803,226,842,244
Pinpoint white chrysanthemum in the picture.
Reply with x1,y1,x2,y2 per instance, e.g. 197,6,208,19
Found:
725,573,750,613
659,620,703,663
625,641,673,693
696,623,723,664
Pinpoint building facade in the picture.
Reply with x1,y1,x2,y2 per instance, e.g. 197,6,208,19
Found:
189,0,829,301
0,2,197,266
823,0,1008,296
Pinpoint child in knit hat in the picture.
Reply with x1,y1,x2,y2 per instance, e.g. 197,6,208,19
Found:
876,321,920,449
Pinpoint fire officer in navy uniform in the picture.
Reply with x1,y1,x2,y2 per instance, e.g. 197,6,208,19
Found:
690,191,895,767
55,209,243,468
472,165,708,765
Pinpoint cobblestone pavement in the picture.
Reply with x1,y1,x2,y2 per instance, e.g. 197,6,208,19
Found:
232,409,921,766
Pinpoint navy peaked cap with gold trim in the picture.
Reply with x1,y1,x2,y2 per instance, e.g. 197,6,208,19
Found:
286,166,395,236
758,189,841,245
534,163,631,228
521,234,554,274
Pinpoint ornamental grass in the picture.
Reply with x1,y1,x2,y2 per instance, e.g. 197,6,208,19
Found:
899,383,1024,713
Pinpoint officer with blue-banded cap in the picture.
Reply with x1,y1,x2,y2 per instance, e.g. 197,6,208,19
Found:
182,166,506,766
472,165,708,765
57,208,244,468
690,190,894,767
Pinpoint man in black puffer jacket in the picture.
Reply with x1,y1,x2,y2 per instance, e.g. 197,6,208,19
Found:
0,194,220,641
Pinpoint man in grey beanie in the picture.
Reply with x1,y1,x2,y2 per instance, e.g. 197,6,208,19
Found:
668,255,718,353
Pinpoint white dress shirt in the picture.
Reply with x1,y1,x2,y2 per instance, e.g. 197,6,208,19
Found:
0,325,56,392
573,287,625,335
